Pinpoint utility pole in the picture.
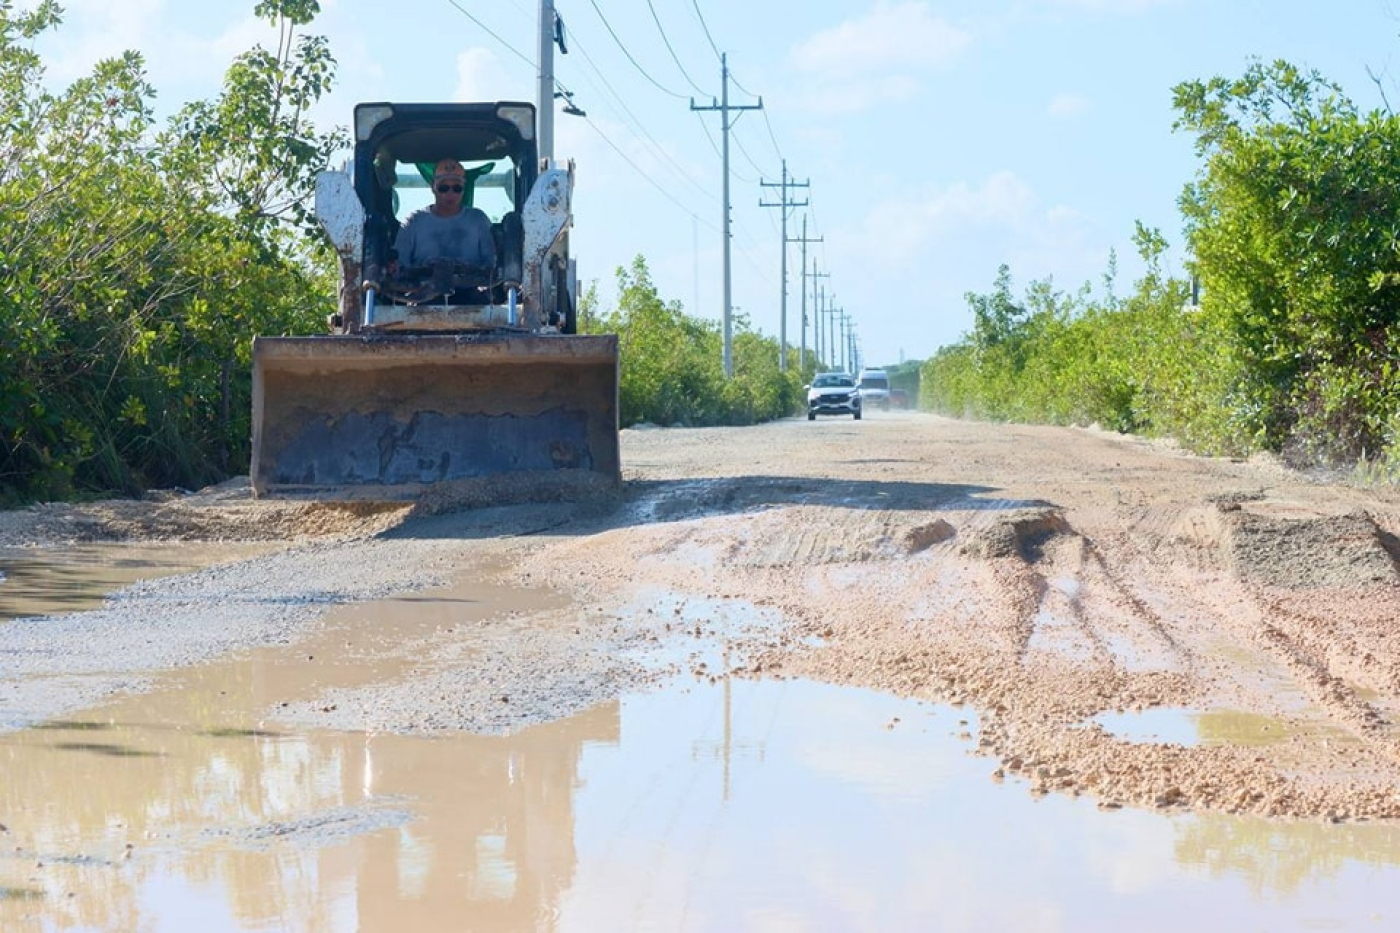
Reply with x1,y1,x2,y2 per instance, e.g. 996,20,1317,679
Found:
537,0,555,162
760,161,809,371
821,297,829,369
834,308,844,372
811,268,831,368
692,54,762,378
834,311,845,372
792,216,822,374
825,295,838,371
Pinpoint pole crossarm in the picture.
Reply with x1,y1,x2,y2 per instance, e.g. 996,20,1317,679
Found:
758,161,809,371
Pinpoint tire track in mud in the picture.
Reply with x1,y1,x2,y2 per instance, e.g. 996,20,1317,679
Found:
1194,508,1400,743
606,428,1400,821
1052,499,1400,814
810,492,1400,819
955,506,1191,683
1068,500,1398,732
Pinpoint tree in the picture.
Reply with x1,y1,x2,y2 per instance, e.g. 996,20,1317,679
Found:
0,0,342,503
168,0,344,242
1174,59,1400,462
968,263,1028,354
591,256,803,427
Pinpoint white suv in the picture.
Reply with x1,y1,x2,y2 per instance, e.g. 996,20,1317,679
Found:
807,373,862,420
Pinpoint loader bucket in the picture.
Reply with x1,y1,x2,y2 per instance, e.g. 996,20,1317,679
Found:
251,333,620,502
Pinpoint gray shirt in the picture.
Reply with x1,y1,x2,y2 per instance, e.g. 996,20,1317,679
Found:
394,206,496,269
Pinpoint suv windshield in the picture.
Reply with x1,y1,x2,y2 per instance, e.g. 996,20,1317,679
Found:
813,374,854,388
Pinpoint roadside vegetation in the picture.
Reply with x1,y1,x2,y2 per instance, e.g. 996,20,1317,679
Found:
580,256,808,429
12,4,1391,506
0,0,341,505
0,1,809,507
923,61,1400,477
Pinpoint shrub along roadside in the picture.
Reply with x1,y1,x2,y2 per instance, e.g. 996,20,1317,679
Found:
923,58,1400,474
0,0,341,505
581,256,808,428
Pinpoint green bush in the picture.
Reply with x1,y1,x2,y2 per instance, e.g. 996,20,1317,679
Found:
0,1,341,504
587,256,805,427
922,60,1400,472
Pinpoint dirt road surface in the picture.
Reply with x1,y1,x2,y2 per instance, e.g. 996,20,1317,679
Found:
5,411,1400,824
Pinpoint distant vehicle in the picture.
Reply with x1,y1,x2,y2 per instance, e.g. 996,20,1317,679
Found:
888,388,910,409
807,372,862,421
858,369,891,410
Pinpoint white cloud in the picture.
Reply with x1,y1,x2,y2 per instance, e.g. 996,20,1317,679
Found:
862,170,1037,265
1045,204,1088,226
33,1,271,116
35,0,166,83
802,74,925,114
791,3,971,77
787,2,971,112
1006,204,1111,286
1048,93,1091,118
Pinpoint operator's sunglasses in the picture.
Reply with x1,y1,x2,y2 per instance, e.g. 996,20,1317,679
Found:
435,182,464,193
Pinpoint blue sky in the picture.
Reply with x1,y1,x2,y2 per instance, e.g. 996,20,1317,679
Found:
27,0,1400,369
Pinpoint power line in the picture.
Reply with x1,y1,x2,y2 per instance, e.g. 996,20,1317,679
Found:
696,113,755,184
568,30,716,205
443,0,535,68
808,201,828,271
680,4,773,178
647,0,710,96
691,0,723,61
580,115,718,234
732,129,772,180
759,108,785,166
728,62,759,99
586,0,687,99
696,112,721,159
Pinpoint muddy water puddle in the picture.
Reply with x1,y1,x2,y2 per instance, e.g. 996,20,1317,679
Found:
3,684,1400,929
3,573,1400,928
0,542,280,621
1095,707,1358,748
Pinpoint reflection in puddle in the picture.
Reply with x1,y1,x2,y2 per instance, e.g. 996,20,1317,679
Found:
1094,707,1356,748
50,741,164,758
2,679,1400,930
620,588,796,674
0,542,281,621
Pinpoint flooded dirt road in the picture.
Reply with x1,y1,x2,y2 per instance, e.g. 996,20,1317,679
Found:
5,412,1400,929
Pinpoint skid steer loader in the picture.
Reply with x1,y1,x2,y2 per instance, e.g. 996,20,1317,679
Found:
250,101,620,501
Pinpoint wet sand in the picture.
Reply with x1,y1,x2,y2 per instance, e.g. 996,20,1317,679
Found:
5,414,1400,927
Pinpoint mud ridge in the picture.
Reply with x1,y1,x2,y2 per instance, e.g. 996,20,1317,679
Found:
1223,509,1399,589
960,508,1071,561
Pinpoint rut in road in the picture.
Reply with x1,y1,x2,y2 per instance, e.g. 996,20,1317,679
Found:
555,457,1400,821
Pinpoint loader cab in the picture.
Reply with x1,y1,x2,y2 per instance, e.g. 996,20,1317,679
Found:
349,102,542,316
